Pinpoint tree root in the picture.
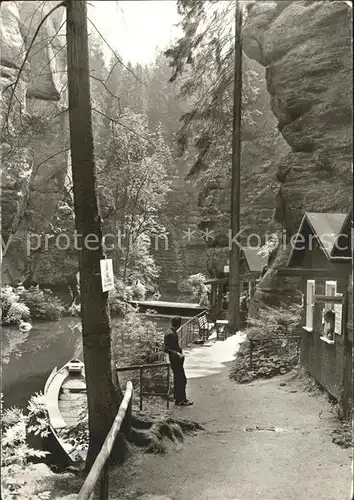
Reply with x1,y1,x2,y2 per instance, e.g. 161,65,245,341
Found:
128,412,204,454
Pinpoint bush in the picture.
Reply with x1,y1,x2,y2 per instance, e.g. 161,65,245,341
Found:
19,286,64,321
113,309,163,366
109,279,134,317
181,273,209,305
1,286,30,325
230,304,302,383
1,394,49,499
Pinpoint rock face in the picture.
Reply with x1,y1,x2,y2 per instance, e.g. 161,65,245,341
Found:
1,1,76,287
241,0,352,310
243,0,352,233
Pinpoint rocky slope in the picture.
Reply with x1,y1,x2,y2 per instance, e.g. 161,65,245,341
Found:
241,0,352,309
1,1,76,289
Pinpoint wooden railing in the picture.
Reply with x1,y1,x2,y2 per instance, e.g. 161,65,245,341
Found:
177,310,207,348
77,381,133,500
116,362,171,411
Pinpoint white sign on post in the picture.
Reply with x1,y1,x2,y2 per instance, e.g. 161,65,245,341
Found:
100,259,114,292
334,293,343,335
334,303,342,335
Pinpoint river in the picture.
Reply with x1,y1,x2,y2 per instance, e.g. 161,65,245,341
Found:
2,315,172,410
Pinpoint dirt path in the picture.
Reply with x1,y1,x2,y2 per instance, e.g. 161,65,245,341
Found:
109,365,352,500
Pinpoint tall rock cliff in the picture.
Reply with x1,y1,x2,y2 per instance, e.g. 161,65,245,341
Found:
243,0,352,233
242,0,352,310
1,1,76,287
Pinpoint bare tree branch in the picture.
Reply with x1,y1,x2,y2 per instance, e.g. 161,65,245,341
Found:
90,74,121,108
24,19,66,64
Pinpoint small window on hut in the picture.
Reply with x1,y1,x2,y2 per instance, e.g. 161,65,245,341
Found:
325,281,337,311
305,280,315,330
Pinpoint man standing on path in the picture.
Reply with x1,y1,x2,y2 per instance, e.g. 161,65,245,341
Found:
164,316,193,406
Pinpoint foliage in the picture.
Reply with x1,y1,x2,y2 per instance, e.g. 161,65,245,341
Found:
165,0,260,176
1,286,31,325
230,304,302,383
88,41,175,294
26,392,51,438
245,304,302,340
19,286,64,321
109,279,134,317
58,403,89,458
181,273,209,305
1,285,65,323
113,309,163,365
1,396,49,499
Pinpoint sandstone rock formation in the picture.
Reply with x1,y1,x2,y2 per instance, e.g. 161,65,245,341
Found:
243,0,352,233
241,0,352,312
1,1,77,288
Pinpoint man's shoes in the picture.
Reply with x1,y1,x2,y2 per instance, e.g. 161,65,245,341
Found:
175,399,193,406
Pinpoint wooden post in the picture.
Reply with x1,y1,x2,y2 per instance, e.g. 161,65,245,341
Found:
139,368,143,411
77,382,133,500
249,338,253,370
166,365,170,409
227,0,242,334
341,279,350,419
99,463,109,500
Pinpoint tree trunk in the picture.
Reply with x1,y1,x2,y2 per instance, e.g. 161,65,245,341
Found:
66,0,122,468
227,0,242,333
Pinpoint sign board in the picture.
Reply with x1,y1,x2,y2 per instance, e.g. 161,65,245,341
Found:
334,303,342,335
224,265,229,273
100,259,114,292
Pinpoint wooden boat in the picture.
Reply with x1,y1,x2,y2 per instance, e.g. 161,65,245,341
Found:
44,359,87,463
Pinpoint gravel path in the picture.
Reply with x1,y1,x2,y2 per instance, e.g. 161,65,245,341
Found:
110,365,352,500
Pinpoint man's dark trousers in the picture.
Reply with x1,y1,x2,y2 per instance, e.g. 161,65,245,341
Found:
170,358,187,403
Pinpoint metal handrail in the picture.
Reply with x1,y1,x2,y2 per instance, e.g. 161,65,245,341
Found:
77,381,133,500
116,362,171,410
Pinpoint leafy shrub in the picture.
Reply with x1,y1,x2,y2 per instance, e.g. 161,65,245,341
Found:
230,304,302,383
6,301,31,325
181,273,209,305
132,281,147,300
58,410,89,459
1,286,30,325
26,392,51,438
109,279,134,317
1,395,49,499
113,309,163,365
19,286,64,321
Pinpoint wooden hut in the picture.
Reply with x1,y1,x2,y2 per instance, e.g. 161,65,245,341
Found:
278,211,352,417
205,247,267,320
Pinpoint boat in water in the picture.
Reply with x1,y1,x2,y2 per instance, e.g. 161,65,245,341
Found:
44,359,87,463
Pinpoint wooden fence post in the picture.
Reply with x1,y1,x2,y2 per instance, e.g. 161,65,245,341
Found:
249,338,253,370
139,368,143,411
166,365,170,409
341,279,350,420
99,463,109,500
